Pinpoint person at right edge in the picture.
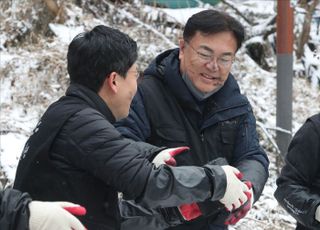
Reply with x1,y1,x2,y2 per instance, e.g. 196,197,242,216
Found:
116,9,269,230
275,113,320,230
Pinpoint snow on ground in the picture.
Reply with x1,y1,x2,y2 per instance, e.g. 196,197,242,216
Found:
0,133,28,182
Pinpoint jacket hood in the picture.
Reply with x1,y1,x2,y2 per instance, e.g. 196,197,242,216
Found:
144,48,179,80
144,48,199,109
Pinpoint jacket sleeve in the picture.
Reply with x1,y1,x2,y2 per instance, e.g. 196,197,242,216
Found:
0,188,31,230
60,109,227,208
232,107,269,202
274,118,320,229
115,88,151,142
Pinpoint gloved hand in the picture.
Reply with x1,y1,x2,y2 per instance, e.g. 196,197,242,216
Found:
224,181,253,225
315,204,320,222
152,146,189,168
28,201,86,230
219,166,250,211
152,146,202,221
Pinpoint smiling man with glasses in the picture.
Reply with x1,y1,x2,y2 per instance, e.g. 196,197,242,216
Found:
116,10,269,230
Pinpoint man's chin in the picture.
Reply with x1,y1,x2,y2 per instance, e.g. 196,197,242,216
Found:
199,86,220,94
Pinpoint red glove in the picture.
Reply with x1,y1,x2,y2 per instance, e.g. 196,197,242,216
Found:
28,201,87,230
219,166,250,211
224,181,253,225
152,146,189,167
64,205,87,216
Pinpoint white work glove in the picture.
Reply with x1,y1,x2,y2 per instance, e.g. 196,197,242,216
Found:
28,201,87,230
224,181,253,225
219,165,250,211
152,146,189,168
315,205,320,222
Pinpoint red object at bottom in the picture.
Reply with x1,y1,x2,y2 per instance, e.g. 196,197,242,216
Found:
179,203,202,221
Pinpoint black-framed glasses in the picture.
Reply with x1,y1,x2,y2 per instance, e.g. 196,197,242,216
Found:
186,41,235,68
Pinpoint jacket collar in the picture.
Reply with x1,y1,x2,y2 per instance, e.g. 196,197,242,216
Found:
65,83,116,124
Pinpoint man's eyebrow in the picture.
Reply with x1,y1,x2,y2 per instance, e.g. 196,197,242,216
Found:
198,45,213,53
198,45,234,56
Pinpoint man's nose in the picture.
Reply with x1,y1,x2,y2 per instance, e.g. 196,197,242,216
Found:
205,58,219,70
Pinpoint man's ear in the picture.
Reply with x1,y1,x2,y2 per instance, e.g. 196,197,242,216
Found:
106,72,118,93
179,39,186,58
179,39,186,50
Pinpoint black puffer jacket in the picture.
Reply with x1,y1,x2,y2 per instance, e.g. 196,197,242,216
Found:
14,84,232,230
275,113,320,230
0,188,31,230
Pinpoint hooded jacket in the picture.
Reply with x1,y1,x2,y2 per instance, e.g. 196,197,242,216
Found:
116,48,269,229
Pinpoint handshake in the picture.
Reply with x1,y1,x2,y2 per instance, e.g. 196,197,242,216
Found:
153,147,253,225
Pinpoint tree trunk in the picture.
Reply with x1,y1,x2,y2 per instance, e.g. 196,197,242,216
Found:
296,0,320,59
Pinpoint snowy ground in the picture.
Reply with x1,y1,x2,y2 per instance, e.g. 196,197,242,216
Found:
1,0,320,229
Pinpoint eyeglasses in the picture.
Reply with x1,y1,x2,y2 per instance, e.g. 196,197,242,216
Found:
126,70,141,79
186,41,234,68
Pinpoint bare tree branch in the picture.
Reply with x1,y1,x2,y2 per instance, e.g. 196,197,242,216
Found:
220,0,253,26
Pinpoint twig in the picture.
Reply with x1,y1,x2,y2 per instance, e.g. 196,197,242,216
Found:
102,0,176,47
220,0,253,26
256,121,281,154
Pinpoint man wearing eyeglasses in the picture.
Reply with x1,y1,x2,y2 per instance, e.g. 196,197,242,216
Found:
116,9,269,230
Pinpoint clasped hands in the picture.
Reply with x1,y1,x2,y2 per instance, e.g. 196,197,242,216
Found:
220,165,253,225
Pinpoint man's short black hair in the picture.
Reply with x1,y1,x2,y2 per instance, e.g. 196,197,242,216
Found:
67,25,138,92
183,10,245,51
